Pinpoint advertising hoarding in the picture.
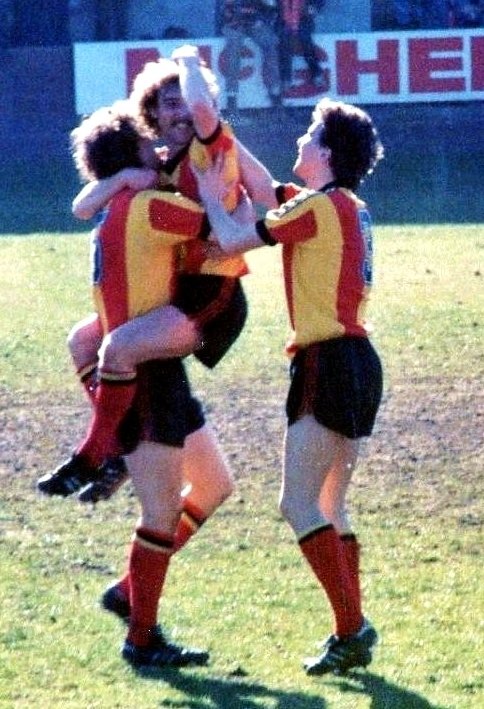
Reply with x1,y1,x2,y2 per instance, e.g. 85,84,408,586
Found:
74,29,484,114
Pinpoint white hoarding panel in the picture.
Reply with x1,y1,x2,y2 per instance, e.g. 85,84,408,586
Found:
74,30,484,115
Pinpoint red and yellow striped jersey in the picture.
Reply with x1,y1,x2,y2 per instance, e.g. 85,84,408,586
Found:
91,187,209,334
257,183,375,353
157,121,248,278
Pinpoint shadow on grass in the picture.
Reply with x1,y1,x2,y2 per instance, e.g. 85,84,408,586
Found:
130,665,449,708
331,670,445,709
131,666,326,708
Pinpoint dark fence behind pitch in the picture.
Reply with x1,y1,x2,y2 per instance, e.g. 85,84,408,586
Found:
0,47,482,234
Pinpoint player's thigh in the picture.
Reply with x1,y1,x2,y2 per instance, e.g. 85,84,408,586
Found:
283,415,340,503
320,437,360,510
103,306,200,369
126,441,183,533
281,416,342,533
182,424,234,507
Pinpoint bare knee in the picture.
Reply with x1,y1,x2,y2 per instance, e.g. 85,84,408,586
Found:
191,464,234,514
278,488,302,531
279,486,330,537
67,316,102,367
182,426,235,510
169,315,201,357
98,331,132,371
216,470,234,505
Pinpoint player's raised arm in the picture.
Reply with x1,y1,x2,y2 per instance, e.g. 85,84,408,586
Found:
236,139,281,209
171,44,219,140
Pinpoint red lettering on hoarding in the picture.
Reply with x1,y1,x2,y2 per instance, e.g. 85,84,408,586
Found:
114,32,481,112
285,47,330,98
409,37,465,93
126,48,160,93
125,45,212,94
471,36,484,90
336,39,399,95
197,45,213,68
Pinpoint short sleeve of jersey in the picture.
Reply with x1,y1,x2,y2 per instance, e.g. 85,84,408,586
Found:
275,182,301,205
128,189,210,243
256,189,331,247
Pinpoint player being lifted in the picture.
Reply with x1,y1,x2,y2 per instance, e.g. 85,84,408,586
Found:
37,45,272,508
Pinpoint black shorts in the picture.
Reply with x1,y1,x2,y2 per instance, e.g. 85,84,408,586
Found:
286,337,383,438
119,358,205,450
173,275,248,369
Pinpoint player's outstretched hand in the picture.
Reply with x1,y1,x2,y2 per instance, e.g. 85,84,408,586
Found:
193,154,232,206
233,187,256,226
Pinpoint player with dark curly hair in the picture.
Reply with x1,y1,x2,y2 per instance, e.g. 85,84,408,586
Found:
196,97,384,676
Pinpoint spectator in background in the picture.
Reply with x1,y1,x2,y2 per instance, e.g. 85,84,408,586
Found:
95,0,127,40
162,25,192,39
392,0,450,29
277,0,325,91
221,0,282,113
69,0,127,42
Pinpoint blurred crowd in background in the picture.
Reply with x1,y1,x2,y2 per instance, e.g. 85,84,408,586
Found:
0,0,482,48
378,0,483,29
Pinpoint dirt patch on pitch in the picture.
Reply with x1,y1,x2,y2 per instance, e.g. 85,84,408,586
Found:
0,375,481,524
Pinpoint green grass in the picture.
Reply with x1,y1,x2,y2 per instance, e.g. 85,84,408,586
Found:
1,224,481,389
0,225,482,708
369,224,483,380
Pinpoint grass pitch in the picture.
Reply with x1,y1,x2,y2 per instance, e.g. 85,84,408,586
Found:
0,225,482,708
